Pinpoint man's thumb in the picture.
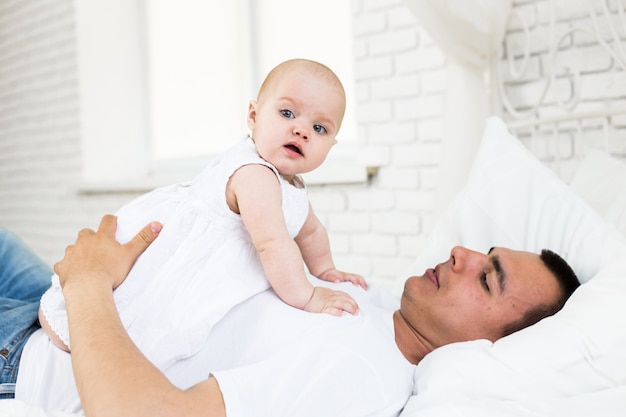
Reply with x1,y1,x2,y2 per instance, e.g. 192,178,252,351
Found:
127,222,162,254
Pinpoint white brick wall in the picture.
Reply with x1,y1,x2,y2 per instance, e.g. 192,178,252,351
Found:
346,0,448,284
1,0,623,288
498,0,626,181
0,0,136,266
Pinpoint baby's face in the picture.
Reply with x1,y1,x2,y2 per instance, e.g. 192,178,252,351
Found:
247,70,345,184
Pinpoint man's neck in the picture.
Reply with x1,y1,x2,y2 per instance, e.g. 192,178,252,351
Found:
392,310,433,365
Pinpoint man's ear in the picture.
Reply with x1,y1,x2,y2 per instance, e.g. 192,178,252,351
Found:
247,100,257,130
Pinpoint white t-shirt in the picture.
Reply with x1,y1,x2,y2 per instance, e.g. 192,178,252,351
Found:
17,278,415,417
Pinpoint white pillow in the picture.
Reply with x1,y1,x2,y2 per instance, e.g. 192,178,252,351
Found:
400,117,626,285
570,149,626,236
399,117,626,417
403,256,626,417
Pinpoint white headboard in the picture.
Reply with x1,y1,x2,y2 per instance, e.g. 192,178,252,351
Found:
494,0,626,183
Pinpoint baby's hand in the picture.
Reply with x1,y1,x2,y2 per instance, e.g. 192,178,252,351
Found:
318,268,368,290
304,286,359,316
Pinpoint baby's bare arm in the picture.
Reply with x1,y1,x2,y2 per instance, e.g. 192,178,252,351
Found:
229,165,315,309
296,206,368,290
229,165,361,315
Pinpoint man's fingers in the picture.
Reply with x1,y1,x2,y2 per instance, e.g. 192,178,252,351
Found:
97,214,119,237
125,222,163,257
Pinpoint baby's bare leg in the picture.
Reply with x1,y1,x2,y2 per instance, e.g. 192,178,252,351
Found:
38,303,70,352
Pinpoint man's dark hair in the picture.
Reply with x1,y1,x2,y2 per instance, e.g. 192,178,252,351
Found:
501,249,581,337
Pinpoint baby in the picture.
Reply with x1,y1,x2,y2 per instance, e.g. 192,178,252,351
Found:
39,59,367,369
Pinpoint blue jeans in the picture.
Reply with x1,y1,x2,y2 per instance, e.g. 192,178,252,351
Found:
0,229,52,399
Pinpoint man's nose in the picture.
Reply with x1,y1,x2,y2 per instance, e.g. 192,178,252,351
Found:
449,246,487,274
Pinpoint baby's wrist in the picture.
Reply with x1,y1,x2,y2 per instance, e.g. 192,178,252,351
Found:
301,287,317,311
317,268,336,280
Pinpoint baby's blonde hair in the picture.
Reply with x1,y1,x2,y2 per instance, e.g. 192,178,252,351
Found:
257,59,346,116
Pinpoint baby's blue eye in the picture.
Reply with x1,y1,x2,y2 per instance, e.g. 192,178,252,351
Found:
313,124,327,134
281,109,294,119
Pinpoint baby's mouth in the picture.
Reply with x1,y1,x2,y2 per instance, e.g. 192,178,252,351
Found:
285,143,303,156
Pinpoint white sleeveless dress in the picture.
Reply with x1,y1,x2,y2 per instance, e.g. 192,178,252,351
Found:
40,137,310,370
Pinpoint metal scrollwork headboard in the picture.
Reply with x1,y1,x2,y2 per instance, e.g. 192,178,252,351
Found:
494,0,626,181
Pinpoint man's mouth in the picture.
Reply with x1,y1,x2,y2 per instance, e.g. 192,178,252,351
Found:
284,143,303,156
426,266,440,288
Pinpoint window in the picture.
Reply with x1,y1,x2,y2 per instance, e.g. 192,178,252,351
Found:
146,0,357,165
76,0,359,188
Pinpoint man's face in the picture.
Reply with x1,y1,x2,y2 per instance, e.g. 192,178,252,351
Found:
399,246,561,349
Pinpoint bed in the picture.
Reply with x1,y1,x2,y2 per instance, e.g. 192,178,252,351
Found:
396,0,626,415
396,116,626,417
2,118,624,417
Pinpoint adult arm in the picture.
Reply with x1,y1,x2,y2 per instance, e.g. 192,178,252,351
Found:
55,215,226,417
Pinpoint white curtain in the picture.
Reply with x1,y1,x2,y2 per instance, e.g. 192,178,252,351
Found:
404,0,512,210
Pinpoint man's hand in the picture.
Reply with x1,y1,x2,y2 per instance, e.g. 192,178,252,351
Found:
54,214,162,291
51,215,226,417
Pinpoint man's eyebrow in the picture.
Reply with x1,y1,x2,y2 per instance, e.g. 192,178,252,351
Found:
488,247,506,294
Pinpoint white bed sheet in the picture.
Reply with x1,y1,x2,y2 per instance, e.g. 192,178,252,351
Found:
0,399,78,417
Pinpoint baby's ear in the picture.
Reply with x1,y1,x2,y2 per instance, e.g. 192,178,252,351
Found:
247,100,258,130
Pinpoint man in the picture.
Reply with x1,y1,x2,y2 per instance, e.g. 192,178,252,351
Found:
2,215,579,416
